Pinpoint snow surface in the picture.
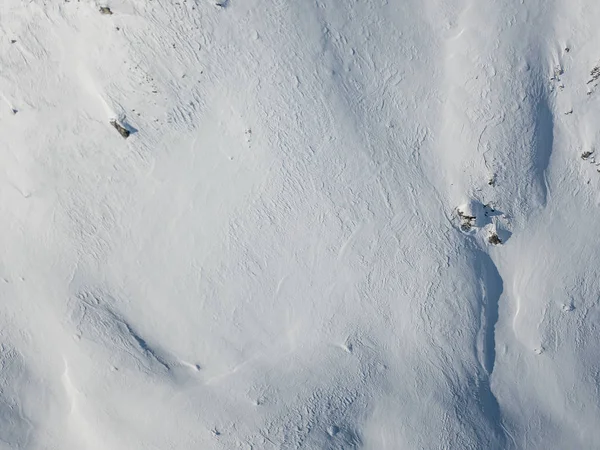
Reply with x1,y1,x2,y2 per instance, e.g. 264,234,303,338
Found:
1,0,600,448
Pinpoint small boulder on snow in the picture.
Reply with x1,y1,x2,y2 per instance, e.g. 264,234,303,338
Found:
457,203,477,231
110,119,130,139
488,233,502,245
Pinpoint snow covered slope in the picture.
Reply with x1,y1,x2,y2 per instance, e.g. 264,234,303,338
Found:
1,0,600,448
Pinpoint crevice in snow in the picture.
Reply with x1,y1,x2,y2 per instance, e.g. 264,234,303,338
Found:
475,251,503,376
531,92,555,206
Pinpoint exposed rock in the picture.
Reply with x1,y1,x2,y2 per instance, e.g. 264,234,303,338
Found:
588,65,600,84
457,209,476,232
488,233,502,245
110,119,130,138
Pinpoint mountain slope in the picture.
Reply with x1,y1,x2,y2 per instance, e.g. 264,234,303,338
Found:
1,0,599,448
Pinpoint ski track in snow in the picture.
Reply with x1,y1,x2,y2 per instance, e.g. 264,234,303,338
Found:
1,0,600,448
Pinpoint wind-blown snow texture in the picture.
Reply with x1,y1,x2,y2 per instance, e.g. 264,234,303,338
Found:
1,0,600,449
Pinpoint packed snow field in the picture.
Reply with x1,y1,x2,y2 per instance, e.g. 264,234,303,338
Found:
1,0,600,448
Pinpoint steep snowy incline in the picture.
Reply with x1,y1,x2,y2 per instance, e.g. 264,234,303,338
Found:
0,0,599,449
492,1,600,448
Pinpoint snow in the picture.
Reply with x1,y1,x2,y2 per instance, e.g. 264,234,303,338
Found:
1,0,600,448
